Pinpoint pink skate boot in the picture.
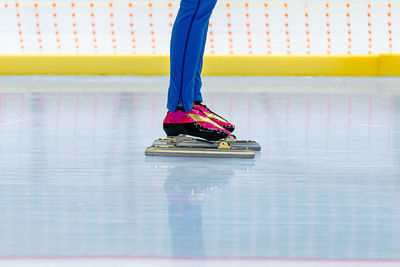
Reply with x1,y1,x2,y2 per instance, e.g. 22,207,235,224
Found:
163,108,230,141
194,102,235,133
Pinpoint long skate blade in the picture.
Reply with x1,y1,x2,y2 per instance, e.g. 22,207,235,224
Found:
145,146,255,158
153,138,217,148
153,137,261,151
232,141,261,151
225,136,261,151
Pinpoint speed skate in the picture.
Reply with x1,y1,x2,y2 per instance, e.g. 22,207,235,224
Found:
145,135,261,158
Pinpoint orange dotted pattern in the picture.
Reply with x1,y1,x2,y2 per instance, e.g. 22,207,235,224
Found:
346,1,352,54
14,1,25,53
89,1,98,53
304,2,311,54
34,1,43,53
70,1,80,54
387,1,393,52
52,1,61,53
283,2,291,55
244,2,253,54
264,1,271,54
226,2,234,54
208,20,216,54
1,1,398,55
128,1,136,54
109,1,117,54
367,2,372,54
168,0,174,33
148,0,157,54
325,2,331,54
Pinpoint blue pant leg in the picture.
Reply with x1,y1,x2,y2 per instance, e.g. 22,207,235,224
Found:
194,0,217,102
193,24,209,103
167,0,217,113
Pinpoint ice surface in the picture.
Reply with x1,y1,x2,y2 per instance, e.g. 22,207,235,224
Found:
0,76,399,266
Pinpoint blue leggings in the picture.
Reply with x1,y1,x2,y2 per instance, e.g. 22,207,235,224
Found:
167,0,217,113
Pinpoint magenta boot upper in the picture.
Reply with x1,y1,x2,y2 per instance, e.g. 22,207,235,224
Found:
163,109,230,141
194,104,235,133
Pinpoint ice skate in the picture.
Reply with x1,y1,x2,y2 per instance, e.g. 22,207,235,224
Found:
145,108,260,158
194,102,235,132
163,108,230,141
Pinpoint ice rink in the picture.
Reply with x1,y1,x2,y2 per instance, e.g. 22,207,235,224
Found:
0,76,399,266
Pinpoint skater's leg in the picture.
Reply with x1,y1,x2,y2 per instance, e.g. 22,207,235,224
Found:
190,8,235,133
193,23,210,103
164,0,229,141
167,0,218,113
